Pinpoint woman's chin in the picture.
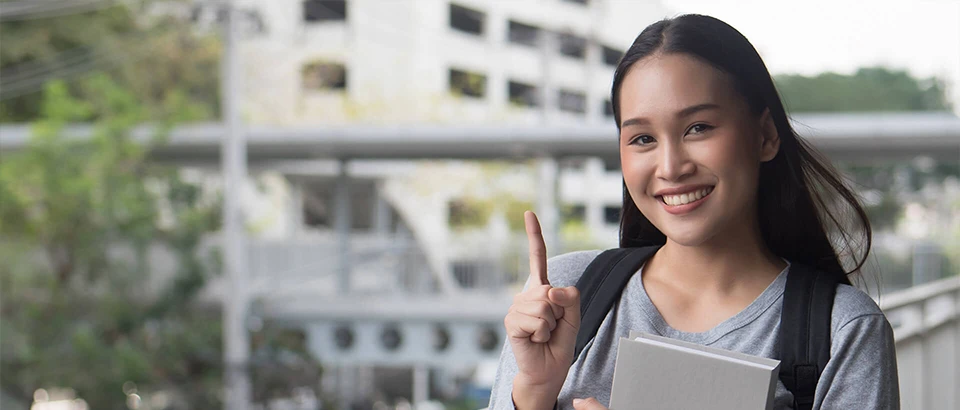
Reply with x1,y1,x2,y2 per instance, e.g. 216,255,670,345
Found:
661,227,718,248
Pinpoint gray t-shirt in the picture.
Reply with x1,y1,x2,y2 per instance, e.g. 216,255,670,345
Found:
488,250,900,410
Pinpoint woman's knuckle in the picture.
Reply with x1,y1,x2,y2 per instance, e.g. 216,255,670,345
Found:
534,305,549,319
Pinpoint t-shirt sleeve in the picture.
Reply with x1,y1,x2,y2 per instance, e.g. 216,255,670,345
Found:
487,337,521,410
812,312,900,409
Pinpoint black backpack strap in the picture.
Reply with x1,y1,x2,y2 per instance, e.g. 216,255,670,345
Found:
778,263,839,410
572,246,660,363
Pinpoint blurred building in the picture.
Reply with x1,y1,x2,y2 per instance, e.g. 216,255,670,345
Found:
220,0,670,405
237,0,664,126
218,0,667,298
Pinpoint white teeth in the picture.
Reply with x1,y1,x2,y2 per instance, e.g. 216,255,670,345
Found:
662,187,712,206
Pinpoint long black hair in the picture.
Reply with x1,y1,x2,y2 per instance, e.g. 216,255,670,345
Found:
611,14,872,284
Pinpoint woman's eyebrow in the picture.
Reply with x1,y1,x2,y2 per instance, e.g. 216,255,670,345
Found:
676,103,720,118
620,103,720,128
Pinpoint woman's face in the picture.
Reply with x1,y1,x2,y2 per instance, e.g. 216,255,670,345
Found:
618,53,779,247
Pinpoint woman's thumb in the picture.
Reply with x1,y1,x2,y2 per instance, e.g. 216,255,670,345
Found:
548,286,581,333
549,286,580,307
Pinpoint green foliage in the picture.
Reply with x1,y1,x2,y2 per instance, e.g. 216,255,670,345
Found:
774,67,951,112
448,197,494,229
0,74,322,410
774,66,956,240
249,325,323,404
0,7,320,407
502,198,534,232
0,1,220,123
839,160,960,231
0,76,224,408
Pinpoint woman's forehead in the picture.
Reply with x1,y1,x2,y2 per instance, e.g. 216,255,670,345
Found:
619,53,739,117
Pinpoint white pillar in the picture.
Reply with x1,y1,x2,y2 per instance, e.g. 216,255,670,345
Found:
221,4,251,410
539,30,555,122
374,182,392,235
487,4,508,115
413,365,430,407
584,39,600,122
357,366,376,402
585,158,605,234
586,0,606,123
912,242,941,286
320,362,338,403
338,366,356,408
287,178,305,237
335,160,351,293
537,157,560,255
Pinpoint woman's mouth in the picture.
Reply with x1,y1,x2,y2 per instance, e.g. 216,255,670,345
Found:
656,186,714,215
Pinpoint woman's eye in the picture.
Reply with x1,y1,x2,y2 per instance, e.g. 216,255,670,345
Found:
688,124,713,134
631,135,656,146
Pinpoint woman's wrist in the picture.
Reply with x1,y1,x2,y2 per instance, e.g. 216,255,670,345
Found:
512,376,563,410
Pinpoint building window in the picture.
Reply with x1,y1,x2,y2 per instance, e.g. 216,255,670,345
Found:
449,3,484,36
558,89,586,114
604,206,620,225
603,160,619,172
508,80,540,108
507,20,540,47
303,0,346,22
302,61,347,90
563,204,586,223
602,46,622,66
603,99,614,117
557,32,587,60
449,68,487,98
303,196,330,227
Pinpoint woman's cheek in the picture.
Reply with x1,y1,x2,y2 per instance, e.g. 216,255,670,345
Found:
621,162,653,207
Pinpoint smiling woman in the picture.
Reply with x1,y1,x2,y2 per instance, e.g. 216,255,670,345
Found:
617,52,782,249
488,14,899,410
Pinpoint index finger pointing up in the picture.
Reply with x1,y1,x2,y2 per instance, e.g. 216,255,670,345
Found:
524,211,549,286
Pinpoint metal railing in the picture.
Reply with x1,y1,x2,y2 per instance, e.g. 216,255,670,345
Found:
245,233,433,296
880,275,960,410
242,234,957,409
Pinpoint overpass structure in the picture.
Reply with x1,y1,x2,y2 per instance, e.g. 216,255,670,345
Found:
2,112,959,163
2,112,958,408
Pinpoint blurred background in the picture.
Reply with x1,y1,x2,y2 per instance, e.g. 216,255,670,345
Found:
0,0,958,409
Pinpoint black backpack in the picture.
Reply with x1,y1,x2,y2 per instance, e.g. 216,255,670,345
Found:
573,246,838,410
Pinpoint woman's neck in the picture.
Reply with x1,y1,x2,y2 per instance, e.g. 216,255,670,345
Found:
649,220,786,295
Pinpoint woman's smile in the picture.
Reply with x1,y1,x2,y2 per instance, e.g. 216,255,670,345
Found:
656,186,714,215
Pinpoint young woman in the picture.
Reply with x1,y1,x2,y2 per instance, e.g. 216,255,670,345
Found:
488,14,899,410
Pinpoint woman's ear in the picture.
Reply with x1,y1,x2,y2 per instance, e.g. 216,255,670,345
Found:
759,108,780,162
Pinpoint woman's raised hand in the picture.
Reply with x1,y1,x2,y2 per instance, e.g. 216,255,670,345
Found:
505,211,582,409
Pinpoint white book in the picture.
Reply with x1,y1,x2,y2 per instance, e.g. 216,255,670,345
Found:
608,332,781,410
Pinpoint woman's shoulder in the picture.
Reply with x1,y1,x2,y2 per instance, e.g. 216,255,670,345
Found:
544,249,607,288
830,281,889,333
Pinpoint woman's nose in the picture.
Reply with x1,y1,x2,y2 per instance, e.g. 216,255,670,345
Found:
655,143,696,181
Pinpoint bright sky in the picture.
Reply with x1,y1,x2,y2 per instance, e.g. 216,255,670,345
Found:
617,0,960,112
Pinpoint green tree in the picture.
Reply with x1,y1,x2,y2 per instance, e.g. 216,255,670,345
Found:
0,75,223,408
774,66,957,237
0,76,322,408
0,0,220,123
774,66,951,113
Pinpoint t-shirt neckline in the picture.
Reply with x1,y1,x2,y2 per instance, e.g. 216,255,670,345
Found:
634,261,790,345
